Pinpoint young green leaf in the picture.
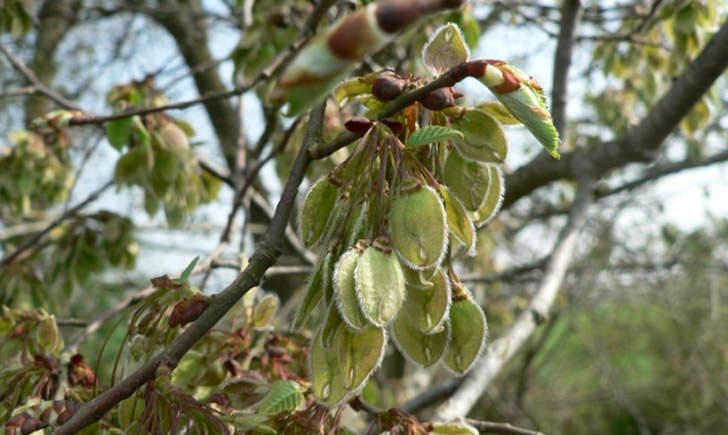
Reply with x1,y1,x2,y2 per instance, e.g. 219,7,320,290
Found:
256,380,304,415
406,125,464,148
179,256,199,283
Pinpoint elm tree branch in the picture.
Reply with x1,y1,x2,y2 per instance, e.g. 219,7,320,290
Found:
0,180,114,268
434,178,594,421
53,103,326,435
550,0,583,137
0,43,82,112
504,19,728,209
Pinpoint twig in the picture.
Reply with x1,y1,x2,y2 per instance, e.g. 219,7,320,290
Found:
64,0,338,127
66,285,158,353
504,19,728,209
0,180,114,268
466,418,545,435
0,86,36,98
0,43,82,111
550,0,583,137
53,102,326,434
434,179,594,421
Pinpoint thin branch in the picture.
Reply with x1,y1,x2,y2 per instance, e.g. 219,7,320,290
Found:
0,180,114,268
311,61,481,160
504,19,728,209
550,0,583,137
460,257,547,284
53,103,326,434
466,418,545,435
64,0,337,128
434,179,594,421
401,378,462,414
0,86,36,98
524,148,728,221
0,43,82,111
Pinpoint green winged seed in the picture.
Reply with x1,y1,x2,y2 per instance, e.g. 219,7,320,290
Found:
292,253,332,329
334,248,369,330
430,422,479,435
401,268,451,334
355,246,406,327
422,23,471,75
300,176,338,247
321,303,344,347
440,186,476,254
451,109,508,163
471,165,504,226
443,151,490,212
392,313,448,368
336,325,386,391
310,325,349,406
389,186,448,270
443,296,488,375
402,264,436,289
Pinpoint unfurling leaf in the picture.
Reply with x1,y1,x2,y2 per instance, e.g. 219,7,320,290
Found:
390,186,448,270
470,164,504,226
257,380,304,415
336,324,386,390
253,294,280,329
443,151,491,211
477,101,522,125
422,23,470,75
443,293,487,375
406,125,464,148
334,248,369,329
300,176,338,247
450,108,508,163
355,245,406,327
392,312,448,367
476,62,560,158
440,185,476,253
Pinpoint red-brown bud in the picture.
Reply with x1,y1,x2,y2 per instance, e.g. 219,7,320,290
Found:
168,295,210,328
68,354,96,387
345,116,374,136
372,76,406,101
418,87,460,111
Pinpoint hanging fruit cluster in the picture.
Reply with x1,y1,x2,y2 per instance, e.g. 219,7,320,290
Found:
292,20,561,407
0,111,76,218
107,79,222,227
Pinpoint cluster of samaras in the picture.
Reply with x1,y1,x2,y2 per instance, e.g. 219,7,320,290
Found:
277,1,561,407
